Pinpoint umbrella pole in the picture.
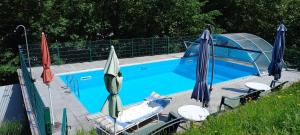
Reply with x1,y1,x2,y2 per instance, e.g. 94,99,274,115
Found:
202,84,205,107
270,80,275,88
210,37,215,91
271,77,277,88
114,118,116,135
48,85,55,125
197,82,200,102
208,36,215,107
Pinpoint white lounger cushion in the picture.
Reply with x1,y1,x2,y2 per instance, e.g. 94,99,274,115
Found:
118,101,162,123
87,101,163,134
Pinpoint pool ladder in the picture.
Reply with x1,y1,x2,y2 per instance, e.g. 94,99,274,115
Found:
65,75,80,98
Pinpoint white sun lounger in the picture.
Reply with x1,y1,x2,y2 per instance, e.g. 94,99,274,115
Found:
87,101,164,135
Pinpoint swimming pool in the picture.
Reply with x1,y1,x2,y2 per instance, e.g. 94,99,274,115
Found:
59,57,256,114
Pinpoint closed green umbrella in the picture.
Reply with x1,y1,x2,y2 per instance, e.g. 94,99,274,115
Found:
101,46,123,134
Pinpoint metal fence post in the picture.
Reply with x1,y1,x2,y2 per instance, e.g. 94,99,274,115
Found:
88,41,92,62
151,37,154,55
61,108,68,135
167,37,170,54
131,39,134,57
44,107,52,135
56,43,61,65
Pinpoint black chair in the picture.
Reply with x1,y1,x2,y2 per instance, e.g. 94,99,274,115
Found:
270,81,288,92
150,117,186,135
122,111,185,135
219,81,289,112
219,90,262,111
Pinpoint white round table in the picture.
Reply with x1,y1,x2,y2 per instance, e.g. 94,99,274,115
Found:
245,82,271,91
178,105,209,121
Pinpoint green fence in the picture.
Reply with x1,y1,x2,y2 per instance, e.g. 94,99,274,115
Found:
61,108,68,135
20,36,197,66
19,52,52,135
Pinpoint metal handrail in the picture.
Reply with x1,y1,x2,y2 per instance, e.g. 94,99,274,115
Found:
67,75,80,98
15,25,34,81
75,79,80,98
63,75,80,98
68,76,74,87
62,75,70,89
183,41,189,49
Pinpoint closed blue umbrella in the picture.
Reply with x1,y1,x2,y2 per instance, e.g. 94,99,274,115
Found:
268,24,287,87
191,29,213,107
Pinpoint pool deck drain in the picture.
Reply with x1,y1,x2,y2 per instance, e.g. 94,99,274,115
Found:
19,53,300,134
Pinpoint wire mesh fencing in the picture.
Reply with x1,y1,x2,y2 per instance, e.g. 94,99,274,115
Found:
20,36,197,66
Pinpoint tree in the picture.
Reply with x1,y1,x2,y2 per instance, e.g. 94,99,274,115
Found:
119,0,222,37
205,0,300,69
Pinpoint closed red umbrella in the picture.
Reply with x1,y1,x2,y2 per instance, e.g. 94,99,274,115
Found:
40,32,55,125
41,32,54,84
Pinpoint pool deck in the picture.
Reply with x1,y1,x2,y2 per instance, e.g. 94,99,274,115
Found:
20,53,300,134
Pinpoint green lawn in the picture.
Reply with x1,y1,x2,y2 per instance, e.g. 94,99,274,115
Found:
76,129,97,135
180,82,300,135
0,121,23,135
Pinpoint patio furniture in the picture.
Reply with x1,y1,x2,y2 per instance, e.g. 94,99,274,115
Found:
245,82,271,93
270,81,288,92
87,95,171,135
177,105,210,122
87,101,162,135
123,112,186,135
245,81,288,95
168,110,182,120
220,81,289,111
219,90,262,111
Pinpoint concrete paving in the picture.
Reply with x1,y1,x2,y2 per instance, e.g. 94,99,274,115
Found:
21,53,300,134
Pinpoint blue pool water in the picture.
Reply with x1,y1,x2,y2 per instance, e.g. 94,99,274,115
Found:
60,57,256,114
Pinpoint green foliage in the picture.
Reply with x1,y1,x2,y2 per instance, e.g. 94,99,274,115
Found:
169,43,183,53
206,0,300,69
0,49,19,85
0,0,300,85
168,0,222,35
0,121,23,135
179,82,300,135
29,0,111,42
76,129,97,135
52,54,64,65
1,0,220,43
120,0,222,37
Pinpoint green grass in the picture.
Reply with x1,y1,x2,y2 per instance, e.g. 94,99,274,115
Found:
0,120,31,135
76,129,97,135
180,82,300,135
0,121,23,135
